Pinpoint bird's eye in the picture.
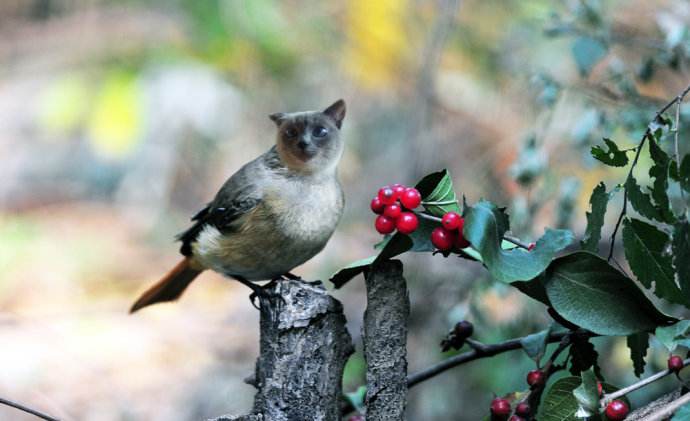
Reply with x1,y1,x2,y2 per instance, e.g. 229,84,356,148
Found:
284,127,298,138
312,126,328,138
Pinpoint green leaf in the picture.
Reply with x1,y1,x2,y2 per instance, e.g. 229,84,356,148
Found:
520,327,551,364
538,377,582,421
573,369,599,414
569,335,600,377
648,139,676,223
679,155,690,193
673,220,690,296
672,403,690,420
544,252,675,336
416,169,461,217
591,138,629,167
627,332,649,377
572,36,608,76
463,200,573,283
345,385,367,413
623,218,686,306
626,175,667,222
656,320,690,352
581,182,609,253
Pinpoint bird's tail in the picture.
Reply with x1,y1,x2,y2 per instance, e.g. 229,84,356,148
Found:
130,258,202,313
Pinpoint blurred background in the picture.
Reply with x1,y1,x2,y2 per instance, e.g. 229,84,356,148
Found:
1,0,690,419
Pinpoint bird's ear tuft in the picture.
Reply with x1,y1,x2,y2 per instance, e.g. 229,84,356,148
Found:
323,99,346,129
269,113,286,126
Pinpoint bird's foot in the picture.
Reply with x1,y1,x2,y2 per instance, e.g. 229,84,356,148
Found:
282,272,322,286
233,276,284,310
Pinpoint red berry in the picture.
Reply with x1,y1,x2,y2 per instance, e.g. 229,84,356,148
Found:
515,402,530,416
375,215,395,234
597,381,603,396
370,197,385,214
383,203,402,219
378,186,396,205
391,184,406,200
605,400,629,420
668,355,684,373
442,212,462,230
431,227,456,251
526,369,545,388
400,187,422,209
508,416,525,421
528,242,536,251
490,398,511,417
396,212,418,234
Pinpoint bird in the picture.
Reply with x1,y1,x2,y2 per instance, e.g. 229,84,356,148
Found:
130,99,347,313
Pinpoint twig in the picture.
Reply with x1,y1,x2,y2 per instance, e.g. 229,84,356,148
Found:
406,331,571,388
674,96,688,215
0,396,60,421
414,211,531,250
644,391,690,421
607,83,690,261
601,357,690,406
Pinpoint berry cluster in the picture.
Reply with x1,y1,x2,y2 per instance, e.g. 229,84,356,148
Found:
489,398,530,421
371,184,421,235
440,320,474,352
431,211,470,251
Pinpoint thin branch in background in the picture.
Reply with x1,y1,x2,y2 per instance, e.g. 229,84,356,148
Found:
601,357,690,407
607,83,690,261
406,331,574,388
0,396,60,421
673,96,688,216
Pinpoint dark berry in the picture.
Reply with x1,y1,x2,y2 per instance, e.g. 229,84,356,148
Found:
508,416,525,421
597,381,603,396
526,369,545,388
453,320,474,339
391,184,407,200
490,398,511,418
375,215,395,234
378,186,396,205
400,187,422,209
396,212,419,234
605,400,629,420
527,242,536,251
441,211,462,230
515,402,530,416
383,203,402,219
668,355,684,373
370,197,385,214
431,227,456,251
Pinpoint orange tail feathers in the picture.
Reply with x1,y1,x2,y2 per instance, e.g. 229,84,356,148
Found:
130,258,203,313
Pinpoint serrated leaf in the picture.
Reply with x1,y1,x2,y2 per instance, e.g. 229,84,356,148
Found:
581,182,609,253
656,320,690,352
648,139,676,223
627,332,649,377
544,252,676,336
569,336,600,377
591,138,629,167
538,377,582,421
463,200,573,283
626,175,666,222
521,327,551,364
573,369,599,413
623,217,686,306
572,36,608,76
673,220,690,296
416,169,461,217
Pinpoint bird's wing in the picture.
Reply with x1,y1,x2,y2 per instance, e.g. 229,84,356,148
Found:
176,160,264,256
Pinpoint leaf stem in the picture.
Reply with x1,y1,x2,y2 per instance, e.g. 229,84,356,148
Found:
601,357,690,407
607,83,690,261
0,396,60,421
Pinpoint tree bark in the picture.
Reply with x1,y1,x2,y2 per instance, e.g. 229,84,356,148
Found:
209,279,353,421
363,260,410,421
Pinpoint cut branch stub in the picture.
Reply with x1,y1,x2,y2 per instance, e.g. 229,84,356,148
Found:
211,279,353,421
363,260,410,421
